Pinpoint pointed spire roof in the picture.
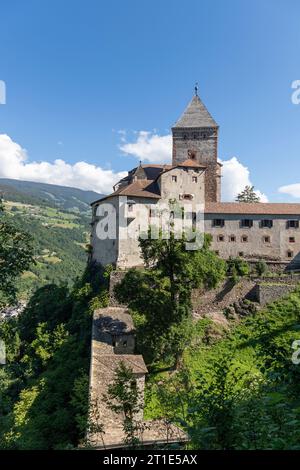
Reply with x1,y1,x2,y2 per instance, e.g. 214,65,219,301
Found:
173,95,218,128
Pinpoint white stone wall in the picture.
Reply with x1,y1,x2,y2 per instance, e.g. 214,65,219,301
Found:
205,214,300,264
159,166,205,207
90,196,120,266
91,167,206,269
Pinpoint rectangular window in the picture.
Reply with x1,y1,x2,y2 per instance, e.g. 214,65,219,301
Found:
241,235,248,243
218,235,225,242
239,252,244,257
263,236,271,243
229,235,236,242
287,250,294,258
192,212,196,230
215,250,220,256
213,219,225,228
261,219,273,228
287,220,300,229
192,176,198,183
172,175,177,182
93,205,99,218
241,219,253,228
289,237,296,243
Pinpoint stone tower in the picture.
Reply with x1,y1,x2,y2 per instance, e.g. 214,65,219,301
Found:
172,92,221,202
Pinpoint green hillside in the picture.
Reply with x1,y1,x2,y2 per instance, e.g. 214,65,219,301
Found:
2,202,89,298
0,178,103,214
145,291,300,449
0,179,103,299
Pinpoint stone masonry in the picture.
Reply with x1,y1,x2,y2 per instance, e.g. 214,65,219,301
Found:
88,304,187,449
90,89,300,270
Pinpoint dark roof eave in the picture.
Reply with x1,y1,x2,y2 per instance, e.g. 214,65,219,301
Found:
91,193,161,205
171,124,219,130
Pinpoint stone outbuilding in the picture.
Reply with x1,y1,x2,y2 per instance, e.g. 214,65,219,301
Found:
88,306,187,449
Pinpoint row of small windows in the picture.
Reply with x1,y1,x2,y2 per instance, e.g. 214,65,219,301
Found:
172,175,198,183
214,250,295,259
216,235,296,243
183,133,209,140
212,219,300,229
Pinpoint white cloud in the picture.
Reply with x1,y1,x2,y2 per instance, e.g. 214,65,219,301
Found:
0,132,268,201
120,131,268,202
0,134,126,194
120,131,172,163
220,157,268,202
278,183,300,199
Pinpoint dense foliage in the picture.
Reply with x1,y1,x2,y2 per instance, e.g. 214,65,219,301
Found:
1,188,300,450
145,290,300,449
0,266,109,449
0,199,34,306
1,201,89,299
116,232,226,367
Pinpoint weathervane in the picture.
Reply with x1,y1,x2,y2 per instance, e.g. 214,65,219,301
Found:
194,82,198,96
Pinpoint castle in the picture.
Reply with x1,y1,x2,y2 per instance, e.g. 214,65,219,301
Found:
90,90,300,270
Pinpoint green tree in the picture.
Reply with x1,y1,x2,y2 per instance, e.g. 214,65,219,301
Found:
104,362,144,448
227,257,250,283
0,199,34,306
235,185,260,203
116,231,226,366
139,231,226,316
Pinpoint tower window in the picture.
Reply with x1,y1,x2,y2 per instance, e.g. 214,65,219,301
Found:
287,250,294,258
218,235,225,242
241,235,248,243
188,149,196,160
229,235,236,242
263,236,271,244
289,237,296,243
172,175,177,182
192,176,197,183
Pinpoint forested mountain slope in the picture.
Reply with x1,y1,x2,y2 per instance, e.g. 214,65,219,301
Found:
0,179,104,299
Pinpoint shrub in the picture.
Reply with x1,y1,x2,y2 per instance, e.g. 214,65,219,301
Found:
255,260,268,277
227,257,250,283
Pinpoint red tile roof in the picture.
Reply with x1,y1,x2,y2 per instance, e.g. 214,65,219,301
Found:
93,180,161,203
177,158,206,168
205,202,300,215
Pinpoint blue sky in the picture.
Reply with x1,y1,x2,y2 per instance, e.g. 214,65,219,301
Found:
0,0,300,200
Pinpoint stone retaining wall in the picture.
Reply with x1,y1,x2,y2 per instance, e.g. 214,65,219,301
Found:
255,282,298,306
109,270,127,306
